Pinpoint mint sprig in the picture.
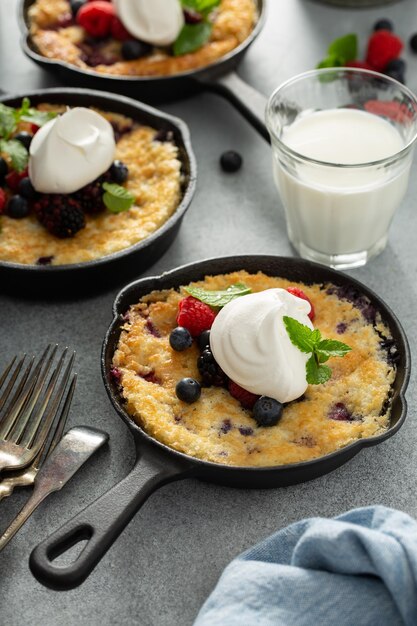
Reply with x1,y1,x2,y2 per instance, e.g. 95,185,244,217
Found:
0,98,56,141
173,0,220,56
181,0,220,17
0,98,56,173
185,282,251,307
0,139,28,172
283,316,351,385
102,182,135,213
316,33,358,69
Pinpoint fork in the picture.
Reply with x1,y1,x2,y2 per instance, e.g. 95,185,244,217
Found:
0,373,77,502
0,345,75,473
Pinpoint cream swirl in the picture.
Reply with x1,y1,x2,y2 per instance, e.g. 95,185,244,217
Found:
29,107,116,194
114,0,184,46
210,289,314,403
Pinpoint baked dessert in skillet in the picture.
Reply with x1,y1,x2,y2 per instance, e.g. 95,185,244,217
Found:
111,270,398,467
0,99,182,266
27,0,258,77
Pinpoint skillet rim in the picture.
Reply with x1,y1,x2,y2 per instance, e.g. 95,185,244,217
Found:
101,254,411,476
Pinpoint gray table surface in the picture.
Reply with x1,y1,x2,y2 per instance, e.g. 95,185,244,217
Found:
1,0,417,624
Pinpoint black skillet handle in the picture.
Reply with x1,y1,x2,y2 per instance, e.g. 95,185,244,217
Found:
29,444,192,590
199,71,270,143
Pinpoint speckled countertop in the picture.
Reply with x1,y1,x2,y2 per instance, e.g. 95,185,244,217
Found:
1,0,417,624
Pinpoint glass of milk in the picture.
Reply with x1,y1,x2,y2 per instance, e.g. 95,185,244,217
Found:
266,68,417,269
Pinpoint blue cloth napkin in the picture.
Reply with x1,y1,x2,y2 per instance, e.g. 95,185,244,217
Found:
194,506,417,626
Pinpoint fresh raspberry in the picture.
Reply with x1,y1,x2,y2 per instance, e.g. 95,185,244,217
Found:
345,59,373,70
365,30,403,72
31,123,40,134
5,168,29,192
228,381,259,409
364,100,413,124
110,16,131,41
0,188,6,214
177,296,216,337
286,287,315,321
76,1,115,38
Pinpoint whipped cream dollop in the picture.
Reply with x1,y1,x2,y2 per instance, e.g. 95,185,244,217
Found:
210,289,314,404
114,0,184,46
29,107,116,194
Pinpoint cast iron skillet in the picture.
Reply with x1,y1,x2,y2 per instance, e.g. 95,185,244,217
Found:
29,255,410,590
19,0,269,142
0,88,196,294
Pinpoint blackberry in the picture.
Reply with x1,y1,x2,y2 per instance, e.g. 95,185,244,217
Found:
74,177,106,214
33,195,85,238
197,349,228,387
411,34,417,53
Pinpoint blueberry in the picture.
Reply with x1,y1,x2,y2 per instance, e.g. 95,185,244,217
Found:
386,58,406,73
252,396,283,427
409,33,417,53
14,132,32,150
7,195,29,219
373,19,393,32
385,68,405,84
198,330,211,351
110,160,129,184
18,177,37,199
121,40,152,61
70,0,85,16
169,326,192,352
175,377,201,403
0,157,8,182
220,151,242,173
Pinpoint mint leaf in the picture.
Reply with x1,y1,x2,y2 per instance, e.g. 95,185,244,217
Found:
316,54,344,70
185,282,251,307
0,139,28,172
102,182,135,213
21,109,56,127
328,33,357,63
284,316,352,386
317,339,351,358
173,22,212,56
181,0,220,16
306,355,332,385
283,316,315,354
0,104,17,140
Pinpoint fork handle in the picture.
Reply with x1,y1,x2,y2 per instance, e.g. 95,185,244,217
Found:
0,487,48,550
30,442,192,590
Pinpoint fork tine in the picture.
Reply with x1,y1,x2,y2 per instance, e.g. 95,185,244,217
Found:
24,351,75,454
0,357,16,392
0,355,27,415
21,373,77,473
47,373,77,455
0,345,55,441
17,347,69,447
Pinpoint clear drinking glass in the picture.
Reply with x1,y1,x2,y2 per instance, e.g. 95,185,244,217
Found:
266,68,417,269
